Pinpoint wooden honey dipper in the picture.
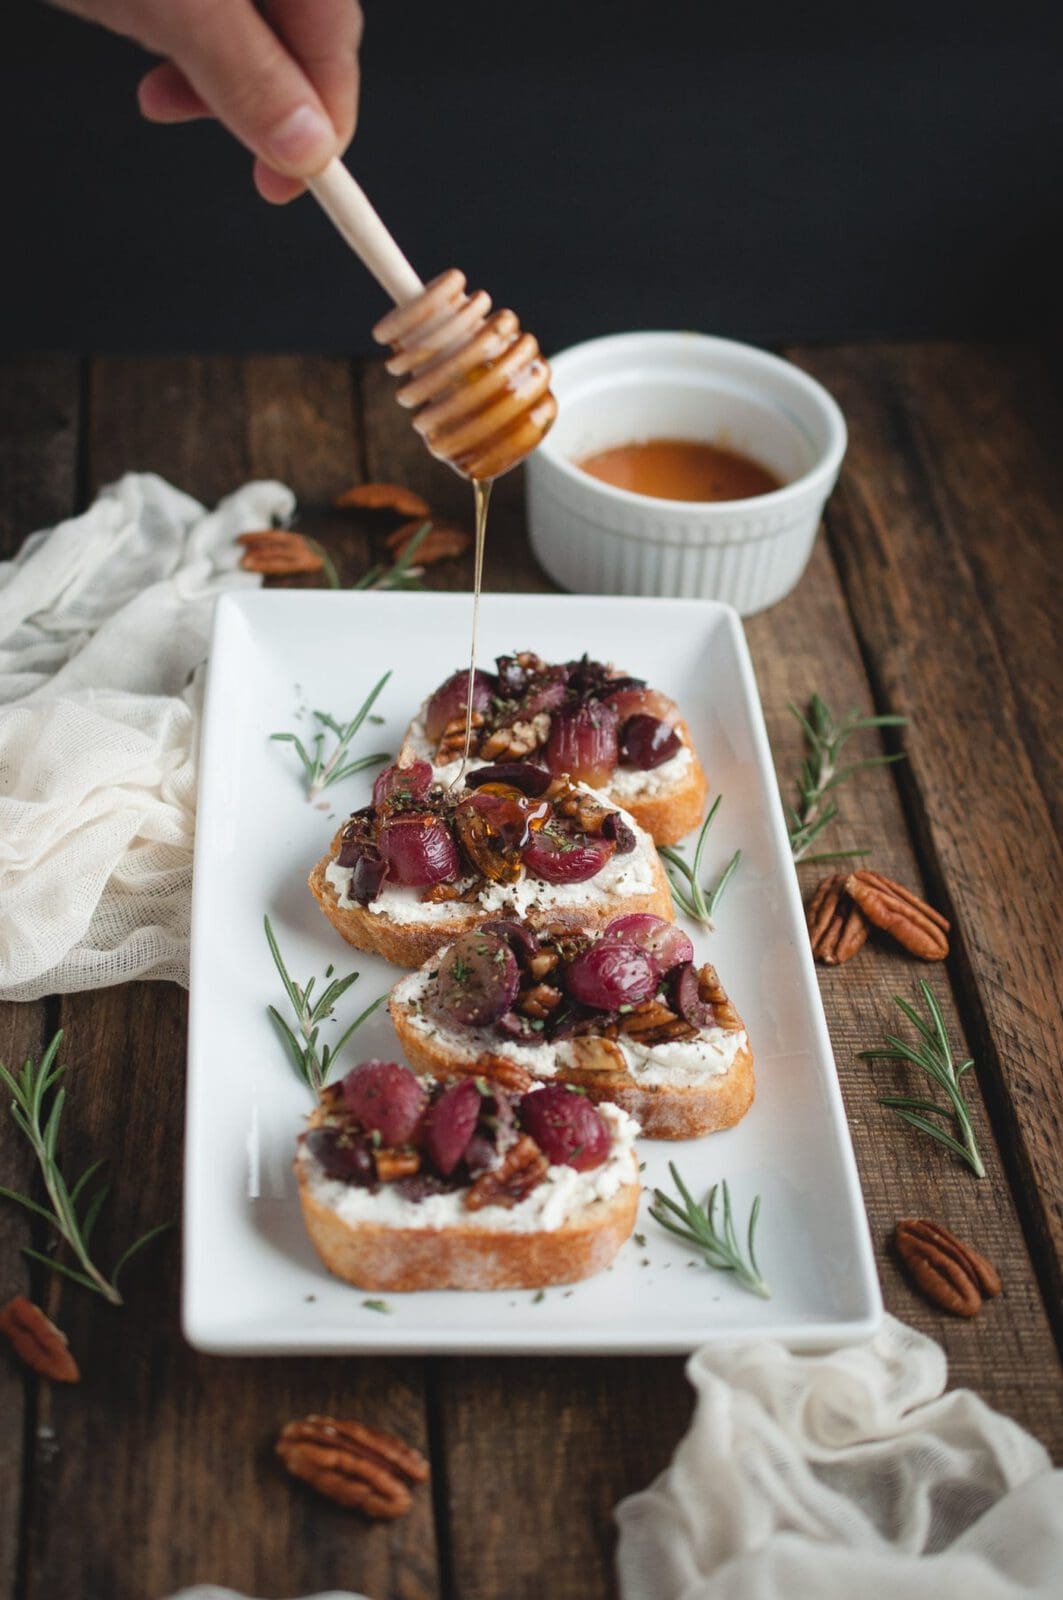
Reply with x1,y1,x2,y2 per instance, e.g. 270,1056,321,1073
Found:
308,159,557,480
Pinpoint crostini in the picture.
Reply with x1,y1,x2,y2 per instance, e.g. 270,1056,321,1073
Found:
309,759,672,967
399,651,708,846
389,914,754,1140
295,1059,641,1291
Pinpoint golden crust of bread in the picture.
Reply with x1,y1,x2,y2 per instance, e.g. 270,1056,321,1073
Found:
308,827,675,968
390,982,754,1141
295,1156,640,1291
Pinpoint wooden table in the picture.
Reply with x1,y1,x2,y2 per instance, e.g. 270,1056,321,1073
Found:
1,346,1061,1600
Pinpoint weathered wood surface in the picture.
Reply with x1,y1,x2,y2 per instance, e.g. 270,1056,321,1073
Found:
0,346,1060,1600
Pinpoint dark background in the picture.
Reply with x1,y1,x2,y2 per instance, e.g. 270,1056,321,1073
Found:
5,0,1062,354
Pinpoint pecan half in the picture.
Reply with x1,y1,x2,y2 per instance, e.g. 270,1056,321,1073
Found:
0,1297,79,1383
566,1035,627,1074
695,964,743,1031
333,482,431,518
236,529,324,576
518,983,562,1020
621,1000,698,1046
893,1218,1001,1316
548,782,613,835
384,518,470,565
276,1415,429,1517
472,1053,537,1093
464,1135,548,1210
436,711,484,763
527,949,560,980
806,875,870,965
479,714,551,761
846,872,950,961
374,1149,420,1182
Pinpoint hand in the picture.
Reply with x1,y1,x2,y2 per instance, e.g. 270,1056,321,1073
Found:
53,0,363,203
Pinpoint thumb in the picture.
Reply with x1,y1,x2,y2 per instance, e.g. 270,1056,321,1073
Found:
157,0,339,176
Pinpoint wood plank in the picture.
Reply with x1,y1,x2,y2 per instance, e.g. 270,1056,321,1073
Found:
789,342,1063,1336
22,357,438,1600
0,357,81,1600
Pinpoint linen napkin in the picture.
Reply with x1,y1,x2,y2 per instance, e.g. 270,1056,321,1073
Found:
0,472,288,1000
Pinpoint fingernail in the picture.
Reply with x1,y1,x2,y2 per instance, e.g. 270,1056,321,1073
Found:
266,104,333,167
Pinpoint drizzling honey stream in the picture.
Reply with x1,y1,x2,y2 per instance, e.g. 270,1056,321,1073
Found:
373,272,557,777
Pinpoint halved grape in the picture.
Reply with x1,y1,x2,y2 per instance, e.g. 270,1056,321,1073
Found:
430,931,520,1027
336,818,388,902
481,918,542,966
341,1060,428,1146
601,812,637,855
336,810,374,867
602,685,679,728
619,714,682,770
562,941,659,1009
544,701,619,787
600,914,694,973
463,1087,517,1174
672,962,714,1028
465,762,551,797
377,813,460,886
519,1085,610,1170
522,830,614,884
304,1126,375,1185
520,667,569,717
424,668,496,741
372,759,433,811
424,1078,482,1175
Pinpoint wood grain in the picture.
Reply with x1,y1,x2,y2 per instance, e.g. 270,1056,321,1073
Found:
789,343,1063,1340
0,357,81,1600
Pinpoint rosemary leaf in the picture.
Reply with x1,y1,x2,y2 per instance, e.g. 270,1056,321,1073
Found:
786,695,907,863
650,1163,770,1299
658,795,741,928
264,916,383,1093
271,670,392,800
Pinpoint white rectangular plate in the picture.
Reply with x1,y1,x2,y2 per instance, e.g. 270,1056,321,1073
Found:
185,591,882,1354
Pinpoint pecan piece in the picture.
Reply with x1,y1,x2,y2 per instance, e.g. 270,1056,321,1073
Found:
374,1148,420,1182
420,880,463,903
236,529,324,577
472,1053,537,1093
893,1218,1001,1316
806,875,870,965
527,948,560,980
845,871,950,961
566,1035,627,1074
464,1135,548,1210
696,964,743,1031
436,711,484,763
479,714,551,761
333,482,431,517
622,1000,699,1046
0,1297,79,1383
518,983,562,1020
549,782,613,835
384,518,470,565
276,1415,429,1518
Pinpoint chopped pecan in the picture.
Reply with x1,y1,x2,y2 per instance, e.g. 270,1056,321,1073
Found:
472,1054,537,1093
384,518,470,565
333,482,431,517
276,1415,429,1517
566,1035,627,1074
893,1218,1001,1316
236,529,324,576
621,1000,698,1046
696,964,743,1031
436,710,484,763
420,880,463,903
479,714,551,761
548,782,613,835
518,983,562,1020
374,1149,421,1182
527,949,560,980
845,872,950,961
464,1135,548,1210
0,1297,79,1383
806,875,870,965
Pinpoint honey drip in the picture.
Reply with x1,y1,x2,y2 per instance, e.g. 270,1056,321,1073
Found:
451,475,493,787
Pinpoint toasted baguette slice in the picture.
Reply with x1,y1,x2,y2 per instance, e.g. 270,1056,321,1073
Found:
309,818,674,969
295,1107,641,1292
400,710,707,848
390,958,754,1140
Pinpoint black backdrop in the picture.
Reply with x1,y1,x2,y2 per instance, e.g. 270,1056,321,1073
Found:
5,0,1062,354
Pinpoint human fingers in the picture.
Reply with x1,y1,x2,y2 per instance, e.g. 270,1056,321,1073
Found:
264,0,363,151
137,60,210,123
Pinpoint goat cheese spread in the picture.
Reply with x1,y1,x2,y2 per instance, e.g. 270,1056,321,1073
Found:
298,1102,639,1233
394,968,746,1086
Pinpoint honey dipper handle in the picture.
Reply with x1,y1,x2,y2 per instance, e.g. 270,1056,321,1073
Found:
307,159,424,306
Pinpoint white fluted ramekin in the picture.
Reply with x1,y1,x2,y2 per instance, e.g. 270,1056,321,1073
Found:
525,332,847,616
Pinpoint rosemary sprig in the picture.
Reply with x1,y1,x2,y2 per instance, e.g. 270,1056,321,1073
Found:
264,916,385,1093
858,980,985,1178
305,536,340,589
658,795,742,927
786,693,907,864
353,520,433,591
0,1032,170,1305
650,1163,770,1299
271,669,392,800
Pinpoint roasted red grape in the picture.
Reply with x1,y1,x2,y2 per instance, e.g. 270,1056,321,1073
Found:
481,918,541,965
544,701,619,788
424,1078,482,1175
372,759,433,810
600,914,693,973
424,668,496,741
601,684,679,728
377,813,460,886
563,941,659,1008
619,714,682,770
519,1085,610,1170
465,762,552,797
453,788,549,883
341,1060,428,1146
522,829,614,884
520,666,570,717
304,1126,375,1185
672,962,715,1028
430,931,520,1027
